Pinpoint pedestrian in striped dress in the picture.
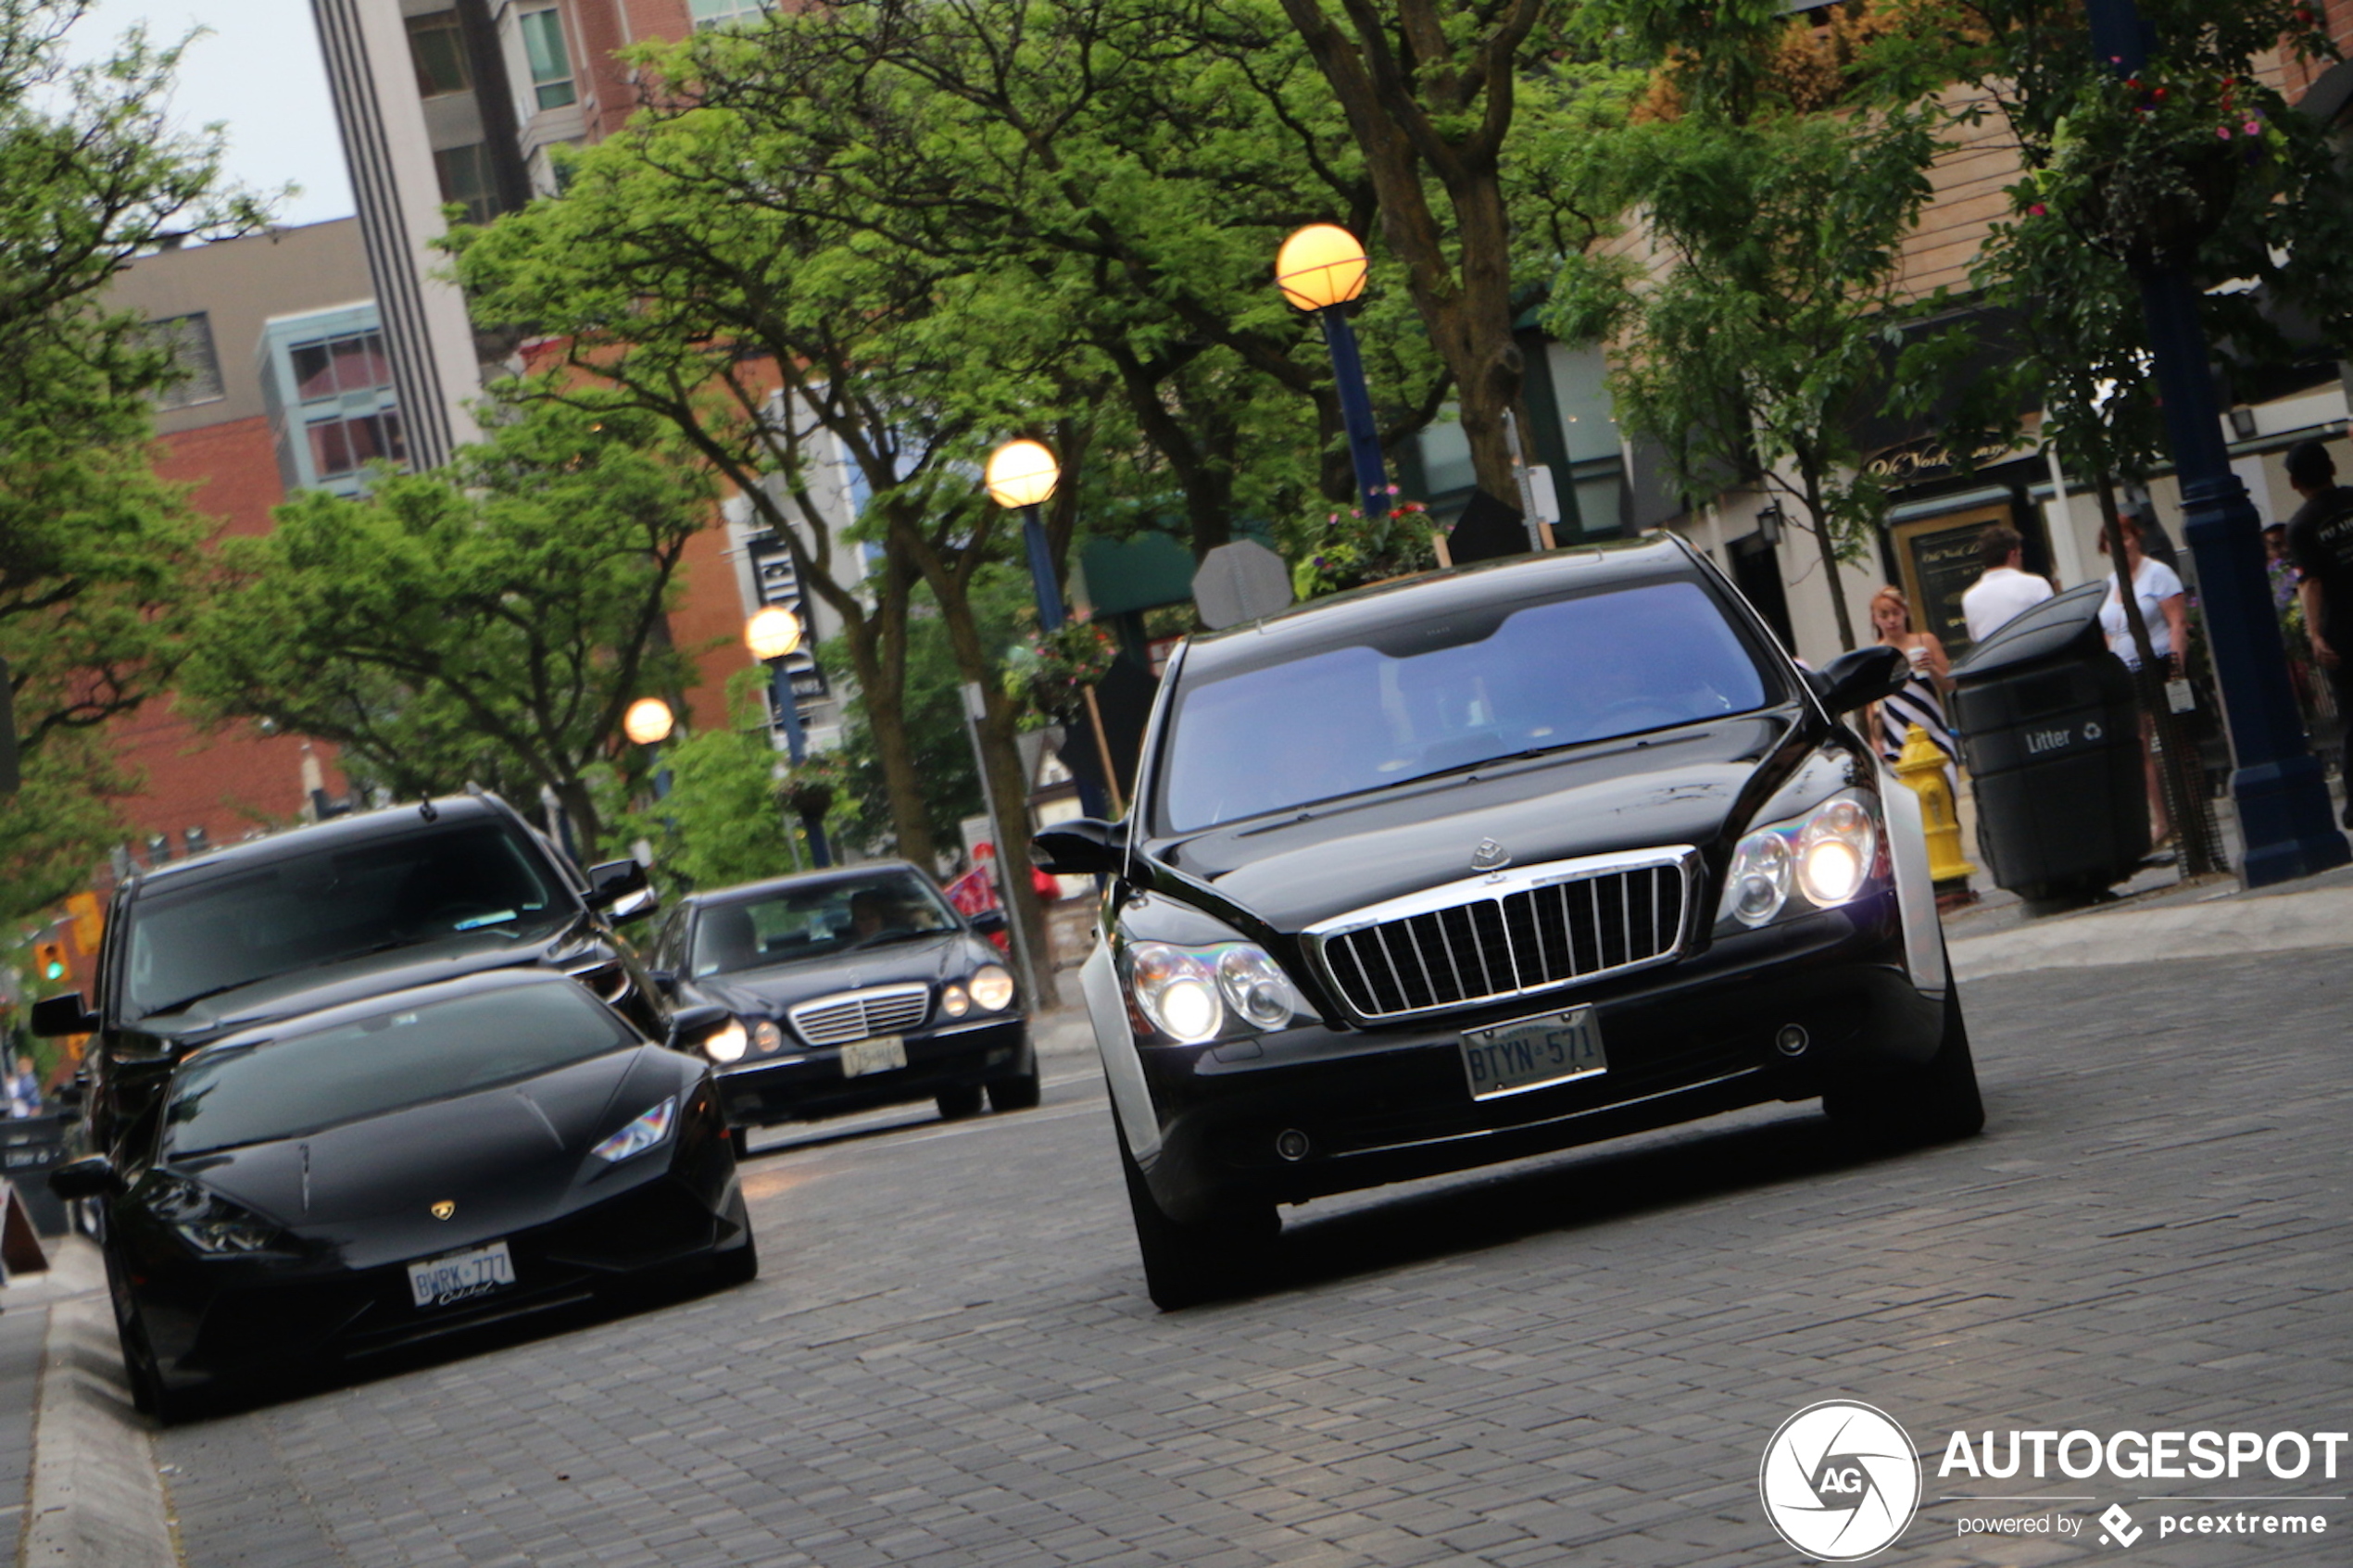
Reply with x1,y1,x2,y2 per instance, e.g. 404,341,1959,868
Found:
1868,585,1957,788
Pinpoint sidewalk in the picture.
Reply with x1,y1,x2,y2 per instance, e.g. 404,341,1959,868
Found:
1941,774,2353,977
0,1232,177,1568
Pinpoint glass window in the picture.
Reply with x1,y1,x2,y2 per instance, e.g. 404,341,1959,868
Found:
308,412,408,478
308,418,352,477
164,983,635,1157
519,9,577,110
689,0,773,29
432,143,498,227
145,313,225,410
690,872,958,977
291,340,336,402
1416,410,1476,495
1158,579,1779,832
122,822,573,1022
407,10,471,98
332,332,391,394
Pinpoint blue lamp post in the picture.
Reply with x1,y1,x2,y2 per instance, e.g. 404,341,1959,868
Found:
988,438,1118,821
747,607,829,868
1277,224,1390,519
2080,0,2349,886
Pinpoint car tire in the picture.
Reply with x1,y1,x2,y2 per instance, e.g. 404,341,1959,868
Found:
936,1085,985,1121
1116,1126,1277,1311
1824,984,1985,1146
987,1068,1041,1113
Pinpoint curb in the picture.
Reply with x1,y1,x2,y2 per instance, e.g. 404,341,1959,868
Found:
1949,884,2353,981
19,1238,177,1568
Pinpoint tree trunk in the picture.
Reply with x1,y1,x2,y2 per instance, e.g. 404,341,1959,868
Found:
907,508,1059,1009
1274,0,1543,505
1800,469,1857,652
555,775,605,865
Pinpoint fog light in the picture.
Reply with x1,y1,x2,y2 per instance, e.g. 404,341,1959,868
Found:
1775,1023,1809,1058
1275,1128,1311,1161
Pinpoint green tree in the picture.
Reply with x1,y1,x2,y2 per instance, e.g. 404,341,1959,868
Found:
0,2,269,917
1266,0,1579,500
1549,21,1952,650
178,399,705,851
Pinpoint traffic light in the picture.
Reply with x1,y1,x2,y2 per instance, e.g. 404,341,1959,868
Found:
65,891,103,954
33,938,68,984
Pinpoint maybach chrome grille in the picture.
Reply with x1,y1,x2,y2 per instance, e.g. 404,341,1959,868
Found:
1305,849,1698,1022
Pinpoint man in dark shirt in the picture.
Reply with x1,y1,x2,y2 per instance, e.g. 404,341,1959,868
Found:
2283,440,2353,827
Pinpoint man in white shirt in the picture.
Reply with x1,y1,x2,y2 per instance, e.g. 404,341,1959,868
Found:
1960,524,2055,645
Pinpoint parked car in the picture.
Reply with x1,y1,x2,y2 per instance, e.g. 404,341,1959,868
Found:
48,969,753,1420
30,793,664,1161
1034,536,1982,1309
647,863,1037,1148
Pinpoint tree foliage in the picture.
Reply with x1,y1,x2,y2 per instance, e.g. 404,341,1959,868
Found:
0,1,269,919
177,399,706,851
1551,13,1949,650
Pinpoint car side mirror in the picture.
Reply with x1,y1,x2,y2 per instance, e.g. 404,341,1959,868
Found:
29,992,97,1038
665,1004,732,1047
968,909,1007,936
1031,819,1123,877
585,859,658,923
48,1154,120,1200
1812,646,1911,713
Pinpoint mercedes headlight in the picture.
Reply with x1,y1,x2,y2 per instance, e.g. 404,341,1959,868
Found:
590,1098,675,1163
700,1021,749,1064
968,964,1016,1012
1718,789,1881,930
1126,941,1302,1043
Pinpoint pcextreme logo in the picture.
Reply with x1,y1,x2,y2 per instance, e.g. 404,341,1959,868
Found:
1758,1400,1923,1561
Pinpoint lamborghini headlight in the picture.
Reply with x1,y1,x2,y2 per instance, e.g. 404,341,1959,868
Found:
589,1097,675,1163
1718,788,1881,930
147,1174,286,1256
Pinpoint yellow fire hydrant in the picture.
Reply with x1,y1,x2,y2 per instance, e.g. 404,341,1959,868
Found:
1893,722,1976,885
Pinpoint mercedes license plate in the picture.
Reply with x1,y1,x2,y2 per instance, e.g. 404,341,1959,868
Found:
407,1240,515,1310
839,1035,907,1078
1460,1007,1607,1100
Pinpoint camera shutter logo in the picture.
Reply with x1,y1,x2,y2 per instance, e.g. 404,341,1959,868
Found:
1758,1400,1922,1561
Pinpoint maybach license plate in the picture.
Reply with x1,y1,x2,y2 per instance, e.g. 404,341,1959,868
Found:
1460,1007,1607,1100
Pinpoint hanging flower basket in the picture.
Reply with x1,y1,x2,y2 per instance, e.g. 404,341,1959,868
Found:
2037,63,2272,270
1004,620,1119,723
1292,494,1440,599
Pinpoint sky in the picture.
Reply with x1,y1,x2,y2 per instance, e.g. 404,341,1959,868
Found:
69,0,355,229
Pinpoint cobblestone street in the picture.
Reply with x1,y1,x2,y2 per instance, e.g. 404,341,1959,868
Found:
144,949,2352,1567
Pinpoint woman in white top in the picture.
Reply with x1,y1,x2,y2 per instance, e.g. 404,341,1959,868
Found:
2097,515,2189,845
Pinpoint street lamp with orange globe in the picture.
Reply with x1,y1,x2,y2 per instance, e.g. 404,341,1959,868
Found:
622,696,674,798
1276,224,1390,520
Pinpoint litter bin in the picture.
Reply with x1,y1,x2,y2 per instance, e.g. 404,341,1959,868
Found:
1948,581,2149,900
2,1113,73,1237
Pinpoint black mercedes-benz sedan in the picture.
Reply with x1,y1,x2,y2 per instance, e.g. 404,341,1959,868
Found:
1033,535,1982,1309
49,969,754,1420
646,863,1037,1144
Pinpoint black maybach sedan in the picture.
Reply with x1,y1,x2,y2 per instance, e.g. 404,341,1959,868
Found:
50,969,755,1420
648,863,1038,1145
1034,535,1982,1309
